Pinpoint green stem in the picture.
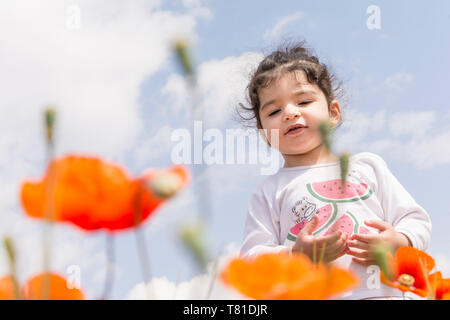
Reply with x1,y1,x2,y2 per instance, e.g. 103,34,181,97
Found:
319,242,327,264
42,141,55,300
3,237,21,300
313,239,317,264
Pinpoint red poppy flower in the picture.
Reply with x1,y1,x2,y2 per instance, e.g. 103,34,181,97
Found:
380,246,435,297
21,155,189,232
428,272,450,300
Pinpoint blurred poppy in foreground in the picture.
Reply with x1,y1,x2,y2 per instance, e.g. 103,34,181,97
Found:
0,273,84,300
21,155,189,232
379,246,435,297
220,252,358,300
0,276,16,300
21,273,84,300
428,272,450,300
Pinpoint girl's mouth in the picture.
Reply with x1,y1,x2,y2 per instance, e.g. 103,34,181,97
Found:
285,124,307,135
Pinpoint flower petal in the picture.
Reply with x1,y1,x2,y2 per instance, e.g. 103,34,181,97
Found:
0,276,16,300
21,273,84,300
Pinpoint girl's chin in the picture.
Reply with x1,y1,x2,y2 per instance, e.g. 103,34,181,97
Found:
281,150,310,156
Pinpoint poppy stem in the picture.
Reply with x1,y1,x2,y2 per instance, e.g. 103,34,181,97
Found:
319,242,327,264
313,239,317,264
135,227,151,292
41,108,57,300
42,142,56,300
42,224,52,300
3,237,21,300
132,185,152,298
172,270,181,300
205,247,223,300
98,234,115,300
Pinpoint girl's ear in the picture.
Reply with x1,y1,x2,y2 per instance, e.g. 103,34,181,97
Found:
329,100,342,128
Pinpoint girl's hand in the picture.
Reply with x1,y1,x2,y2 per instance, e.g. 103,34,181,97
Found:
292,215,349,263
347,220,412,266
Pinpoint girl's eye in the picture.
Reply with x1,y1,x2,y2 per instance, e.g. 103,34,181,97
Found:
298,101,311,106
268,110,280,116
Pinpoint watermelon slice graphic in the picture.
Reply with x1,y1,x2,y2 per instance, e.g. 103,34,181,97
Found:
286,203,337,241
323,211,371,236
307,179,373,203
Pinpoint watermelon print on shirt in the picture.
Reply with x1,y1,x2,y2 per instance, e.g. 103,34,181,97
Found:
286,177,373,242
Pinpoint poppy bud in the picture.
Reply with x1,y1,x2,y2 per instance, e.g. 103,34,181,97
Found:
179,220,209,270
318,121,332,151
173,39,194,77
371,242,395,281
148,172,184,199
44,108,56,145
339,153,350,188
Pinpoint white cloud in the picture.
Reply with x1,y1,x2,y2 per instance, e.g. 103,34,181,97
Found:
162,74,190,114
0,1,202,174
378,132,450,168
335,109,450,169
164,52,264,128
388,111,435,138
181,0,214,20
383,72,414,90
263,12,304,42
334,109,386,152
133,124,175,167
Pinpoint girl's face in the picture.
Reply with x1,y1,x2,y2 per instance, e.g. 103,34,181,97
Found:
258,71,341,156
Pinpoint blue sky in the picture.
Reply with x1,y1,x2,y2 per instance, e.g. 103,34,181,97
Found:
1,0,450,299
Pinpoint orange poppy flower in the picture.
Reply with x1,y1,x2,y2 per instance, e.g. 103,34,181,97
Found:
380,246,435,297
0,276,17,300
21,273,84,300
21,155,189,232
220,252,358,300
428,272,450,300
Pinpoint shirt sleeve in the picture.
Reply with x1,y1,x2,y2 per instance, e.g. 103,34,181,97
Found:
239,186,289,258
359,152,432,250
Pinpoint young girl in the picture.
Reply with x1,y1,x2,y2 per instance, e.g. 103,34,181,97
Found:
238,42,432,300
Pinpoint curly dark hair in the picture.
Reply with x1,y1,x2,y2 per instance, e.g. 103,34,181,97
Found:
238,40,344,129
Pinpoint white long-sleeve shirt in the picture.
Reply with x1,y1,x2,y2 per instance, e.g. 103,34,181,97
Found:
240,152,432,300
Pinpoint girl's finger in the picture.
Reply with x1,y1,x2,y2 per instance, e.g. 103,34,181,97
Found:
317,231,342,244
364,220,391,231
347,240,370,250
346,247,370,259
352,257,376,266
326,247,348,262
324,237,347,254
323,240,348,260
351,233,379,244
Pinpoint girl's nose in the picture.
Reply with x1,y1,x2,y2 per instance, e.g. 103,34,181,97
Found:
284,104,301,121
